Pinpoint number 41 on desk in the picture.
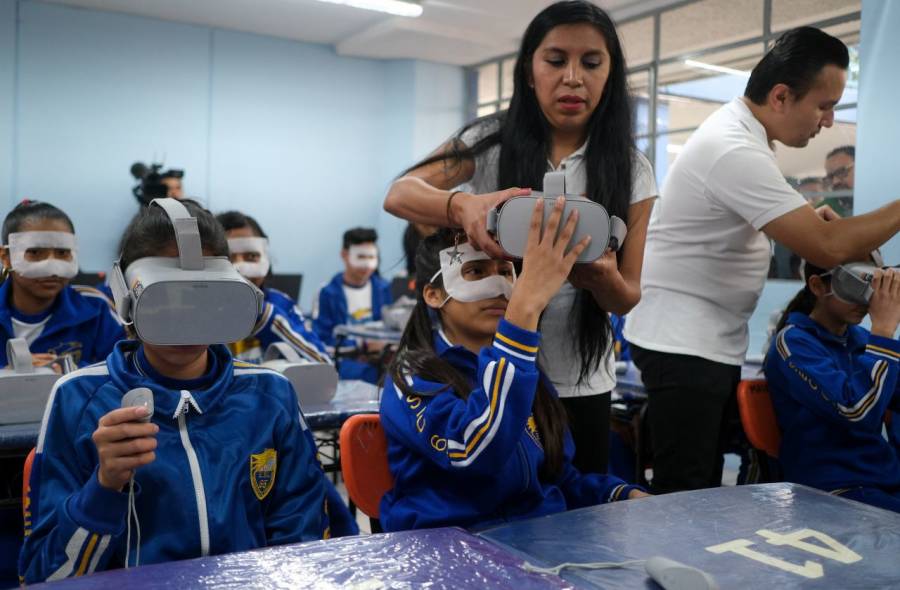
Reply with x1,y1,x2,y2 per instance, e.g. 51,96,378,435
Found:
706,528,862,579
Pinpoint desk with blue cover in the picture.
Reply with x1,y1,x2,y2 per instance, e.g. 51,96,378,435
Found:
25,527,571,590
333,321,403,345
303,379,380,431
480,483,900,589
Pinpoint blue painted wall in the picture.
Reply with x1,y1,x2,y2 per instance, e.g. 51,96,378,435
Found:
857,0,900,263
0,0,465,308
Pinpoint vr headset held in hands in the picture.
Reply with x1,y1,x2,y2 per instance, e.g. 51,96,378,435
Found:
486,171,627,263
110,198,264,346
823,251,898,306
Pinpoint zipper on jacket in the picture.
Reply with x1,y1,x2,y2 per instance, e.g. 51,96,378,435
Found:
174,390,210,557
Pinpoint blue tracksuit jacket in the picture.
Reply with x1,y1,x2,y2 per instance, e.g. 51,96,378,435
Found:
764,312,900,492
0,280,124,367
312,273,392,347
230,288,330,365
19,342,327,584
379,319,641,532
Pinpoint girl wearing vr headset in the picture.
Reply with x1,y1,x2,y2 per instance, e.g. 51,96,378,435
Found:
383,1,657,474
380,198,648,532
0,200,124,369
20,200,329,584
216,210,330,365
764,262,900,512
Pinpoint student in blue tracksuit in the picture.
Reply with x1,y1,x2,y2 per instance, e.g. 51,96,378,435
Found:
764,260,900,512
216,211,330,365
0,201,124,368
313,227,393,382
380,200,649,532
19,200,329,584
216,210,356,536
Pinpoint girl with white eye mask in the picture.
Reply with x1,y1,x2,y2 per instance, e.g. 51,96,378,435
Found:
216,211,331,365
379,198,648,533
0,200,124,370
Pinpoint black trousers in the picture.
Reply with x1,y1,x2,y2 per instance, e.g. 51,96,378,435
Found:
560,392,611,474
631,345,742,494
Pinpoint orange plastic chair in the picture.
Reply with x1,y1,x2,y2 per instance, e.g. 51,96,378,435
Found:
22,447,35,518
737,380,781,459
339,414,394,529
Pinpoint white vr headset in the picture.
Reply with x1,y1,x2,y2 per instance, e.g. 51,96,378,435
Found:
486,171,628,263
261,343,339,406
0,338,70,425
110,198,264,346
825,251,897,306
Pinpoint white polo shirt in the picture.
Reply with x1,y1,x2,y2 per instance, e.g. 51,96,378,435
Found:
624,97,808,366
462,120,658,397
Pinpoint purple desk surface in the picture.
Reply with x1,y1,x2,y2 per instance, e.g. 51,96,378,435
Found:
27,527,573,590
481,483,900,589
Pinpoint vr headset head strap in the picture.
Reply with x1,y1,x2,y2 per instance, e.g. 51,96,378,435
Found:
264,342,304,363
149,198,203,271
6,338,34,374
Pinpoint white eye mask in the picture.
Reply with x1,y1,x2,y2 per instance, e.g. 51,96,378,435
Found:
430,242,515,307
348,245,378,271
6,231,78,279
228,237,271,279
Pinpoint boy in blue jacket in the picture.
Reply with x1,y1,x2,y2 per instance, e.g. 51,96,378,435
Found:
19,200,328,584
217,211,330,365
0,201,123,368
764,260,900,512
313,227,392,382
380,199,648,532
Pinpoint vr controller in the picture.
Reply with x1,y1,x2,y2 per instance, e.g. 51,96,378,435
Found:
486,171,627,263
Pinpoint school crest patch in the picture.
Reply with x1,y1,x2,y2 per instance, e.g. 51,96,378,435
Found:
250,448,277,500
526,415,542,448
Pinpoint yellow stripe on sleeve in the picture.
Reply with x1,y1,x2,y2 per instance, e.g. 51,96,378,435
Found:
75,534,99,577
494,332,538,354
448,358,506,459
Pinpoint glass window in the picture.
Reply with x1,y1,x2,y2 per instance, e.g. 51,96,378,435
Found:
501,57,516,100
477,104,497,117
477,63,499,105
660,0,762,60
772,0,860,33
618,17,654,68
629,70,651,137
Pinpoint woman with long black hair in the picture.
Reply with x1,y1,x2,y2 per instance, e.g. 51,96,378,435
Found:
383,0,657,473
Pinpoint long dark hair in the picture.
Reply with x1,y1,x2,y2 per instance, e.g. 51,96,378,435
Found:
389,229,569,480
403,1,633,383
773,261,830,336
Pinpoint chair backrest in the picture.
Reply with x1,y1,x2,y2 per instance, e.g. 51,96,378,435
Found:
736,379,781,458
23,447,35,518
339,414,393,519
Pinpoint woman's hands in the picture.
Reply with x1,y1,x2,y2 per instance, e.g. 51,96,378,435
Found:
92,407,158,492
868,268,900,339
505,197,591,331
452,188,531,258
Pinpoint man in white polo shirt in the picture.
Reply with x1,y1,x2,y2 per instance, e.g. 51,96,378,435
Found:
625,27,900,494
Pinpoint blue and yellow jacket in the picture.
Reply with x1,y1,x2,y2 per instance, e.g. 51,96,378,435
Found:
0,280,124,367
230,288,330,365
379,319,640,532
764,312,900,492
312,272,392,347
19,342,327,584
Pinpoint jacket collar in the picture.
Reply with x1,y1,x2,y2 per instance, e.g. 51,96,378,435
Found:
432,326,481,377
787,312,868,352
106,340,236,420
0,280,102,337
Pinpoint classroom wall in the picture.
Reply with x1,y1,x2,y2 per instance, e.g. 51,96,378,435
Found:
745,0,899,356
0,0,466,308
857,0,899,263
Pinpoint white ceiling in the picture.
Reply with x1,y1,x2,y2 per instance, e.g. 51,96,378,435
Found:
40,0,684,65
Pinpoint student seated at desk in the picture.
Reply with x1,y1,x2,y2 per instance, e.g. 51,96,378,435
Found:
0,200,123,369
380,204,648,532
313,227,393,382
216,211,330,365
19,200,328,584
764,261,900,512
